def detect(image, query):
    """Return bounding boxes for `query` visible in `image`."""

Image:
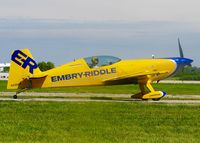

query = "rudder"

[7,49,41,89]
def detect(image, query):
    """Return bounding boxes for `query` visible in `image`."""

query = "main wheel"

[152,98,161,101]
[13,95,17,99]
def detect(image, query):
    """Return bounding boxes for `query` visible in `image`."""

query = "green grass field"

[1,80,200,95]
[1,80,200,142]
[0,101,199,143]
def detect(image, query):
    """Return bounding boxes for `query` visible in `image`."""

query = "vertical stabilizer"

[7,49,41,89]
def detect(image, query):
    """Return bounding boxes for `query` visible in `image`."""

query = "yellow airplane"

[7,40,193,100]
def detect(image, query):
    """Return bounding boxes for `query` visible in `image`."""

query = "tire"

[152,98,161,101]
[13,95,17,99]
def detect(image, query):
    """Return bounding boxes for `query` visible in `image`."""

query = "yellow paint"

[7,49,177,100]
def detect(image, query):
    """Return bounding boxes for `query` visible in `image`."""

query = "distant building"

[0,73,9,80]
[0,63,10,80]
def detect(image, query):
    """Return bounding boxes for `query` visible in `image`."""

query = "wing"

[103,70,169,84]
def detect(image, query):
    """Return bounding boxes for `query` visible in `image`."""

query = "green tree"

[174,66,200,80]
[3,67,10,73]
[46,61,55,70]
[38,61,55,71]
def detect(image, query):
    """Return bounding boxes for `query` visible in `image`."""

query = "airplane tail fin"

[7,49,41,89]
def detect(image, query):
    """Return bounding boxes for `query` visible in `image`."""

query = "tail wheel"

[13,95,17,99]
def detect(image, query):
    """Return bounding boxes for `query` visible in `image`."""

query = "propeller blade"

[178,38,184,58]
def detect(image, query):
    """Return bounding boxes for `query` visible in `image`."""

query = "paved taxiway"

[0,92,200,104]
[0,98,200,104]
[1,92,200,98]
[158,80,200,84]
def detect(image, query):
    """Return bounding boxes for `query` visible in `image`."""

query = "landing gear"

[152,98,161,101]
[13,88,28,99]
[131,81,166,101]
[13,94,17,99]
[12,78,32,99]
[131,84,147,99]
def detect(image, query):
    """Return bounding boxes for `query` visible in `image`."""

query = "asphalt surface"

[0,97,200,104]
[0,92,200,104]
[158,80,200,84]
[1,80,200,104]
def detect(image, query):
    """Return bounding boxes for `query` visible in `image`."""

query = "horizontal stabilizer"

[30,73,48,79]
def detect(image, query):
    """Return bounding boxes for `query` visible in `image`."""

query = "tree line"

[174,66,200,80]
[37,61,55,71]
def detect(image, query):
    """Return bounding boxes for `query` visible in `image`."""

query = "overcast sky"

[0,0,200,66]
[0,0,200,22]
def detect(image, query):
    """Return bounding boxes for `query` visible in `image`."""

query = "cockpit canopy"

[84,56,121,68]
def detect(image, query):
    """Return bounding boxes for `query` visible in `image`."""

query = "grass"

[1,80,200,95]
[0,80,6,91]
[0,101,199,143]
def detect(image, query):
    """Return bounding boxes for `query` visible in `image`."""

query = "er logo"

[11,50,38,74]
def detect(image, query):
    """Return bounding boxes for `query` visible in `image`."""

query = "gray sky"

[0,0,200,66]
[0,0,200,22]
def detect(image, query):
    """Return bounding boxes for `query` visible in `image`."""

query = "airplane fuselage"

[31,58,177,88]
[7,48,193,100]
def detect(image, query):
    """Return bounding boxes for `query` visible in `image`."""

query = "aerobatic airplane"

[7,39,193,100]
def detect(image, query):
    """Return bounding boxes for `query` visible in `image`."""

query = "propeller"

[178,38,184,58]
[178,38,192,67]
